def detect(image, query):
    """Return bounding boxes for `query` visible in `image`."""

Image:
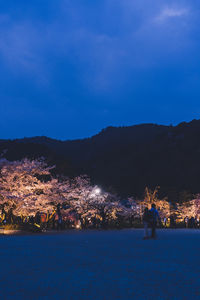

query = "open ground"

[0,229,200,300]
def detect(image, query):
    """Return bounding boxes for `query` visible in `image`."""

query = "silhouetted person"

[190,217,195,228]
[143,207,150,239]
[149,204,160,239]
[170,215,176,228]
[163,217,167,228]
[184,217,189,228]
[29,216,34,224]
[57,214,63,231]
[195,217,199,228]
[35,211,41,224]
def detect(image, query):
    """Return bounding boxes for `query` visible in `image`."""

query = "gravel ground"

[0,229,200,300]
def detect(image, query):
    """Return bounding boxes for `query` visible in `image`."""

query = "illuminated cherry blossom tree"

[128,187,170,221]
[0,158,64,216]
[176,196,200,220]
[0,159,125,226]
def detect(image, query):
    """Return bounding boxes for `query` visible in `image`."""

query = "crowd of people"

[183,216,200,228]
[0,205,81,232]
[1,202,200,233]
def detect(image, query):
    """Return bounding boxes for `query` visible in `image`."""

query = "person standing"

[143,207,150,239]
[185,216,189,228]
[57,214,63,231]
[149,204,160,239]
[163,217,167,228]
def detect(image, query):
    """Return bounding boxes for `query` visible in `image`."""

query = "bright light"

[94,187,101,195]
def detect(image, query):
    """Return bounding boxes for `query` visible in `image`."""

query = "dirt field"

[0,229,199,299]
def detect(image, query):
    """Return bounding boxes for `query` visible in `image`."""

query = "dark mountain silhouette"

[1,119,200,202]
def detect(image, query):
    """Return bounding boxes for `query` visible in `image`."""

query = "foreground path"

[0,229,199,300]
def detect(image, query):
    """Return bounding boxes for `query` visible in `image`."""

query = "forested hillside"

[1,120,200,202]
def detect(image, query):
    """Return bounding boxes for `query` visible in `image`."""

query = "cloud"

[0,1,195,92]
[155,7,188,22]
[0,19,48,85]
[0,0,200,139]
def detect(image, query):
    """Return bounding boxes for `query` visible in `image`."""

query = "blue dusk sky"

[0,0,200,140]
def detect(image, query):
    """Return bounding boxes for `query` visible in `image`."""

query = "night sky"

[0,0,200,140]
